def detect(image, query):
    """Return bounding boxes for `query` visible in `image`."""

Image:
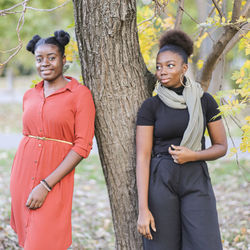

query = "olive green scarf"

[156,77,204,151]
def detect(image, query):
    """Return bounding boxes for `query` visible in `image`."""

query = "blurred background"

[0,0,249,249]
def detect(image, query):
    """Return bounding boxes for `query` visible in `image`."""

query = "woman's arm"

[26,150,82,209]
[136,125,156,240]
[169,119,227,164]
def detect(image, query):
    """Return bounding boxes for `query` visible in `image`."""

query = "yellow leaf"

[230,147,238,153]
[197,60,204,69]
[245,116,250,122]
[236,78,242,84]
[194,32,208,49]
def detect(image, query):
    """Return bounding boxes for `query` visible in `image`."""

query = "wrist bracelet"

[40,181,51,192]
[40,179,52,191]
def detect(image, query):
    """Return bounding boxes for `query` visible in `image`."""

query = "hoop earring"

[180,74,185,87]
[180,74,191,87]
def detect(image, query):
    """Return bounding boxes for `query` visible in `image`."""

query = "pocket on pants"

[200,161,211,180]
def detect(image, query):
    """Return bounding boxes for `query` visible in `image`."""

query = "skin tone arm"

[169,119,227,164]
[26,150,82,209]
[136,125,156,240]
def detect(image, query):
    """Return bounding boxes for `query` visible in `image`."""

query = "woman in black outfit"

[136,30,227,250]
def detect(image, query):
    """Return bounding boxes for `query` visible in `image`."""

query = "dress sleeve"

[136,97,156,126]
[203,92,221,123]
[72,87,95,158]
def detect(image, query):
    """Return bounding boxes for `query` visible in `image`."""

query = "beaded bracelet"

[40,179,52,192]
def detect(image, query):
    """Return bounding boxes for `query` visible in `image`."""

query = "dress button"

[32,177,34,180]
[40,129,42,132]
[38,144,41,147]
[34,160,37,164]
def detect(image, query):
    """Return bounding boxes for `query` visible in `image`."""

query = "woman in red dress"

[10,30,95,250]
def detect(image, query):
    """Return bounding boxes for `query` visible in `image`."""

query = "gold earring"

[180,74,191,87]
[180,74,185,87]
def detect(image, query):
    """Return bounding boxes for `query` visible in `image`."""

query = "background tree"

[72,0,249,249]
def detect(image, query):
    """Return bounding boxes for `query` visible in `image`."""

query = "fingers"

[145,227,153,240]
[168,146,178,163]
[171,144,183,150]
[137,215,156,240]
[26,198,42,210]
[150,215,156,232]
[138,225,152,240]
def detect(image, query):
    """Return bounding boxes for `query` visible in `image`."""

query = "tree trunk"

[72,0,153,249]
[208,0,227,94]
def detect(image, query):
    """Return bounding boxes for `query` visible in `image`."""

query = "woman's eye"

[168,64,174,68]
[156,65,161,70]
[36,58,42,63]
[49,57,55,61]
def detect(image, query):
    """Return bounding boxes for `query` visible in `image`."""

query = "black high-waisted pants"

[143,155,222,250]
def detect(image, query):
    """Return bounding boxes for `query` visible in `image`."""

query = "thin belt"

[27,135,73,145]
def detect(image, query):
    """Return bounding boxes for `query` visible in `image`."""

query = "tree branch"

[240,0,250,18]
[219,22,250,59]
[179,5,199,24]
[26,0,71,12]
[137,14,156,26]
[0,1,28,68]
[0,0,28,16]
[196,0,250,90]
[174,0,184,29]
[211,0,223,19]
[231,0,242,23]
[0,0,71,68]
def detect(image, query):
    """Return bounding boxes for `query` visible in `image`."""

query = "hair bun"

[26,35,41,54]
[54,30,70,46]
[159,30,193,57]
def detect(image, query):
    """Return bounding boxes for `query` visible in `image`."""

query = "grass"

[208,159,250,185]
[75,154,106,187]
[0,150,249,249]
[0,104,22,133]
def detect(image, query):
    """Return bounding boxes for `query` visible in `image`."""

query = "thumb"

[171,144,182,151]
[150,215,156,232]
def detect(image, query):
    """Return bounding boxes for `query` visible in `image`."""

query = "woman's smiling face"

[35,44,66,82]
[156,50,188,88]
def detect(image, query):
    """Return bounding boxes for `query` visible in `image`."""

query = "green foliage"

[137,0,249,155]
[0,0,74,75]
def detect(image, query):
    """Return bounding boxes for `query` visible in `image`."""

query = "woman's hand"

[168,145,196,164]
[137,208,156,240]
[26,184,49,210]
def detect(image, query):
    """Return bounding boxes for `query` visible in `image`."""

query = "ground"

[0,150,249,250]
[0,89,249,249]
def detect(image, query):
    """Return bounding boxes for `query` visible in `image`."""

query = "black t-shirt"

[136,86,221,155]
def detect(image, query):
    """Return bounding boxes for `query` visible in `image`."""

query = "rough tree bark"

[72,0,249,249]
[72,0,154,249]
[174,0,184,29]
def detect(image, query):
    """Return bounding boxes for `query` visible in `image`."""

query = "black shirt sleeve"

[202,92,221,123]
[136,97,156,126]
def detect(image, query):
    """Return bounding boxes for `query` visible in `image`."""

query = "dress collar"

[35,76,78,93]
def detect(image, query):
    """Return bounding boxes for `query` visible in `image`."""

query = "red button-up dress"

[10,77,95,250]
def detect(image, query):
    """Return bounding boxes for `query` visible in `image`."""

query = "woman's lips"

[160,78,170,83]
[41,69,53,74]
